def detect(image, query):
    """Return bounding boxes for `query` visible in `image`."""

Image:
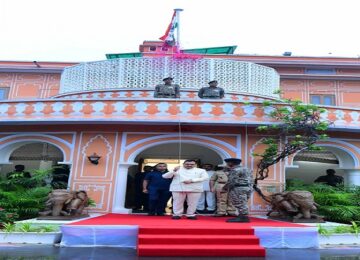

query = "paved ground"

[0,245,360,260]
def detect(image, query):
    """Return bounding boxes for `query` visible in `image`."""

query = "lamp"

[87,152,101,165]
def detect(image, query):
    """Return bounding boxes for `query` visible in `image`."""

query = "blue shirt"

[144,171,172,190]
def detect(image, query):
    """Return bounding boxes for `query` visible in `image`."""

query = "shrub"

[286,180,360,223]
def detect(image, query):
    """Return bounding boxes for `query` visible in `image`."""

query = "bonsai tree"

[252,97,330,200]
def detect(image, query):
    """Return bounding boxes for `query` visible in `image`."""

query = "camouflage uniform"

[210,170,237,216]
[198,87,225,99]
[224,166,253,215]
[154,84,180,98]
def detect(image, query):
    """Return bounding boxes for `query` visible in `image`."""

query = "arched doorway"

[124,142,223,211]
[286,145,357,186]
[0,142,69,188]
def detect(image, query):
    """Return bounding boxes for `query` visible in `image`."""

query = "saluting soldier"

[198,80,225,99]
[222,158,253,223]
[154,77,180,98]
[210,166,237,217]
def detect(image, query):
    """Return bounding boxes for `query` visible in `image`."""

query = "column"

[345,169,360,186]
[112,163,137,213]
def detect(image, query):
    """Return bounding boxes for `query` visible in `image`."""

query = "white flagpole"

[174,8,183,53]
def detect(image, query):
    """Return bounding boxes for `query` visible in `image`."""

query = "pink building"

[0,42,360,214]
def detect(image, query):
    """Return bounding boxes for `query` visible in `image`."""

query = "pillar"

[345,169,360,186]
[112,163,137,213]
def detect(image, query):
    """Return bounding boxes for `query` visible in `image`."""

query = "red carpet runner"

[72,214,304,257]
[138,225,265,257]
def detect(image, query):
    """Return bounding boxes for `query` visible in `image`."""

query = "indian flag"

[159,11,178,46]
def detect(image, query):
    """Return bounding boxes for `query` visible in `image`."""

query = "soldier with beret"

[198,80,225,99]
[222,158,253,223]
[154,77,180,98]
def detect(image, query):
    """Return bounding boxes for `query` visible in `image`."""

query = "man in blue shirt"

[143,163,172,216]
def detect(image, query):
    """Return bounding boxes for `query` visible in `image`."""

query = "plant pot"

[0,231,62,244]
[319,233,360,245]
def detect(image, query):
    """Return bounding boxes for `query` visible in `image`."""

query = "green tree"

[253,97,331,200]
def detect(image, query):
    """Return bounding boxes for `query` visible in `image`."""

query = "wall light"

[88,152,101,165]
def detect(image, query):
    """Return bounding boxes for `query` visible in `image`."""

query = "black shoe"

[226,216,250,223]
[157,213,165,216]
[172,216,181,220]
[196,210,205,214]
[187,216,198,220]
[148,213,155,216]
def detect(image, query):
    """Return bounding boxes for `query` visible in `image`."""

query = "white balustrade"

[60,57,280,98]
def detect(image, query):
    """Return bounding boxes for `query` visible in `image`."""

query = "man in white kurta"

[162,160,209,219]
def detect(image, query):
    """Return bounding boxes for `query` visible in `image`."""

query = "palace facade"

[1,41,360,214]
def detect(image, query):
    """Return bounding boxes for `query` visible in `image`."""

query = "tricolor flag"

[159,11,178,46]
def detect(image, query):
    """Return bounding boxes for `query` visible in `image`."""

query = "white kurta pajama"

[197,170,216,211]
[162,167,209,217]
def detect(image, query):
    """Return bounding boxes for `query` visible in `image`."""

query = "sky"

[0,0,359,62]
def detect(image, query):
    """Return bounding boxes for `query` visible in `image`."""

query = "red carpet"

[72,213,305,228]
[71,214,306,257]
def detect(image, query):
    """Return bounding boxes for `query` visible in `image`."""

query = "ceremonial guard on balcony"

[154,77,180,98]
[198,80,225,99]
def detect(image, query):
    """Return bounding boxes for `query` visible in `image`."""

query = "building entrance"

[124,142,223,212]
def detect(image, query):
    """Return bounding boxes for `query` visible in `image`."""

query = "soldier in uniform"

[222,158,253,223]
[198,80,225,99]
[154,77,180,98]
[210,166,237,217]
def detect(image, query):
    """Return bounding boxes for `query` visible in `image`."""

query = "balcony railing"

[60,57,280,98]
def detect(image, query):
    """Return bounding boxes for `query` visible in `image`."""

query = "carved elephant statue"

[267,190,322,221]
[284,191,319,219]
[39,189,74,217]
[66,191,89,216]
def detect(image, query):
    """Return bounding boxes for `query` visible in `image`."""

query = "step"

[138,234,260,245]
[139,227,254,235]
[138,244,266,257]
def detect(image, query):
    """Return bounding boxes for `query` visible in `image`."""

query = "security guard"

[154,77,180,98]
[198,80,225,99]
[143,163,172,216]
[210,166,237,217]
[222,158,253,223]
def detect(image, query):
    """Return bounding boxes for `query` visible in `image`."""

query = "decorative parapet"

[0,99,359,129]
[54,89,274,102]
[60,57,280,98]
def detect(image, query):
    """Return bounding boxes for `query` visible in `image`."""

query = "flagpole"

[174,8,183,53]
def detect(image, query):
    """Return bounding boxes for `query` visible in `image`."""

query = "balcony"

[60,57,280,98]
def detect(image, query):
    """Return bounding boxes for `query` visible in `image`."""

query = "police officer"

[198,80,225,99]
[154,77,180,98]
[210,166,237,217]
[222,158,253,223]
[143,163,172,216]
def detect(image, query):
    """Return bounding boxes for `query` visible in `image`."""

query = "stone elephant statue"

[39,189,90,218]
[267,190,323,222]
[39,189,73,217]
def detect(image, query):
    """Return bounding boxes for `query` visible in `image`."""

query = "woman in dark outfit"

[143,163,172,216]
